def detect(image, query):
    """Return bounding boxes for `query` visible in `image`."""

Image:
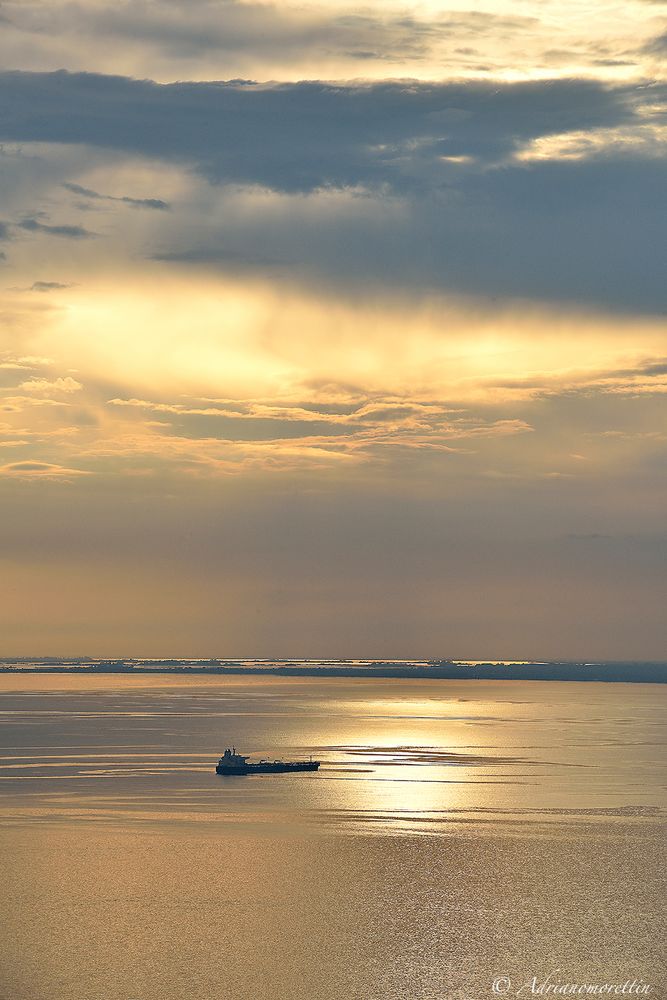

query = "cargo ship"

[216,747,320,775]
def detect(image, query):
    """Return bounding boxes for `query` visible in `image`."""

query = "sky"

[0,0,666,659]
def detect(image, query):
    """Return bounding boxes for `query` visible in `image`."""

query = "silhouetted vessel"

[216,747,320,775]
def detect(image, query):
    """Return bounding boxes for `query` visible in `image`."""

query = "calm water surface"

[1,675,665,1000]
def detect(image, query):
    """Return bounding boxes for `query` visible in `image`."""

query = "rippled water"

[1,675,665,1000]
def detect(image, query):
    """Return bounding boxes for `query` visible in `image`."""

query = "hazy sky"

[0,0,666,658]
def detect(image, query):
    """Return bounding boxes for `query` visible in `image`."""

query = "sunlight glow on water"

[1,676,665,1000]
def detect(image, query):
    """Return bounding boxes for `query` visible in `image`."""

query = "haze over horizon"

[1,0,666,659]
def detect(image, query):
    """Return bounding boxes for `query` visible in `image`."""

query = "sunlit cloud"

[0,354,54,371]
[0,0,662,82]
[0,460,91,479]
[515,121,667,162]
[19,376,83,394]
[1,396,71,410]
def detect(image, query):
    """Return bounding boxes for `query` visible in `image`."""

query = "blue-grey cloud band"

[1,71,664,311]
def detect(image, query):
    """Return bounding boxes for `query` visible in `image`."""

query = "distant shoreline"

[1,660,666,683]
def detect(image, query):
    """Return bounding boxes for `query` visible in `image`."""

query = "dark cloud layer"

[1,71,665,310]
[0,71,649,191]
[0,72,658,191]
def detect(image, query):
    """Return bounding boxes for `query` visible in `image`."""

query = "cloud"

[1,70,662,310]
[106,393,533,462]
[30,281,73,291]
[150,247,282,268]
[642,30,667,56]
[19,376,83,394]
[63,181,169,210]
[0,1,543,79]
[0,0,656,88]
[0,72,651,193]
[17,217,96,239]
[0,460,91,478]
[480,355,667,399]
[0,354,53,371]
[1,396,70,410]
[146,163,667,312]
[78,4,537,63]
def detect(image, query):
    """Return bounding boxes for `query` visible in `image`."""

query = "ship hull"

[216,761,320,775]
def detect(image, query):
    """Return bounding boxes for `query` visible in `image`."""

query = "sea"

[0,673,665,1000]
